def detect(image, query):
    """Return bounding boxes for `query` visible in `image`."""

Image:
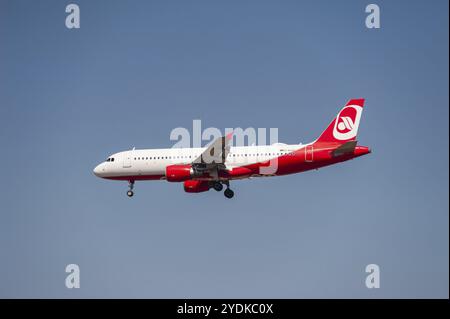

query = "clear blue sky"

[0,0,448,298]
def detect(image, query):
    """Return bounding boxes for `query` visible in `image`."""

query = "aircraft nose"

[93,164,104,177]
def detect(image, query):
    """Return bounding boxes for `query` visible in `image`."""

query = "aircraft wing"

[191,132,233,173]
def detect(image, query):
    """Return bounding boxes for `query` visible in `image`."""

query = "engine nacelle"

[183,180,210,193]
[166,164,194,182]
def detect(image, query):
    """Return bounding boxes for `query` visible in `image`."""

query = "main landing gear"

[127,180,134,197]
[212,181,223,192]
[222,180,234,199]
[212,181,234,198]
[224,188,234,199]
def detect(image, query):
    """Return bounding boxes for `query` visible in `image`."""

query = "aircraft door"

[305,145,313,162]
[123,153,132,168]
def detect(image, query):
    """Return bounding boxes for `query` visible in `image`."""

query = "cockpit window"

[111,158,114,162]
[106,158,110,162]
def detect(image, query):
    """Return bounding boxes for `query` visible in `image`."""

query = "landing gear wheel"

[224,188,234,199]
[213,182,223,192]
[127,180,135,197]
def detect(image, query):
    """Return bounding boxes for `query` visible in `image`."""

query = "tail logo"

[333,105,363,140]
[337,116,355,131]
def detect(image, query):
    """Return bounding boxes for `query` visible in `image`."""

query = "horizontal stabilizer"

[332,140,357,157]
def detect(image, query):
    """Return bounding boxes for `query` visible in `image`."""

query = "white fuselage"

[93,143,304,179]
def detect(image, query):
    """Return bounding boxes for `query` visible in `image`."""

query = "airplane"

[93,99,371,199]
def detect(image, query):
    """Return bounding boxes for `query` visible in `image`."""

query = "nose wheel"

[127,181,135,197]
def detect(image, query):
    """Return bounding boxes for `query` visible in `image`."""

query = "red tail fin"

[315,99,365,144]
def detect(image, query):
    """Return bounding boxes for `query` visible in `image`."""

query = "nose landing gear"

[127,181,134,197]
